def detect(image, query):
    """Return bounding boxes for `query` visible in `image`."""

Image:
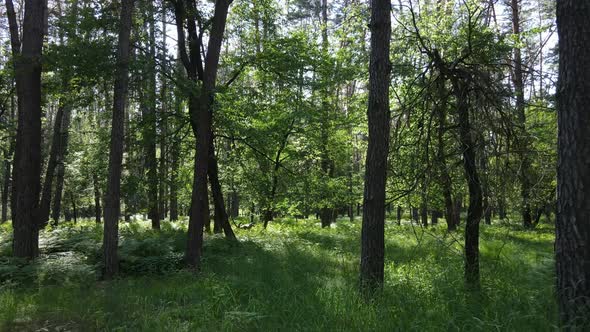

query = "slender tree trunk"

[185,0,232,269]
[51,134,69,227]
[39,0,73,229]
[263,163,280,229]
[39,105,62,227]
[319,0,335,229]
[93,172,101,223]
[1,92,15,223]
[453,78,483,289]
[102,0,135,279]
[169,92,181,221]
[480,151,492,225]
[159,7,168,221]
[435,77,457,231]
[1,155,10,223]
[555,1,590,327]
[70,191,77,224]
[511,0,533,229]
[208,138,236,240]
[360,0,391,295]
[144,0,160,230]
[6,0,46,259]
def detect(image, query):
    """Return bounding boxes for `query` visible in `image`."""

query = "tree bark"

[360,0,391,295]
[453,78,483,289]
[1,89,15,223]
[93,172,101,223]
[318,0,335,229]
[435,76,457,231]
[144,0,160,230]
[511,0,533,229]
[159,6,168,221]
[169,90,181,222]
[102,0,135,279]
[184,0,232,269]
[208,137,236,240]
[7,0,47,259]
[555,1,590,327]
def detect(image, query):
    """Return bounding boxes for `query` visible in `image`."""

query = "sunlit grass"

[0,217,557,331]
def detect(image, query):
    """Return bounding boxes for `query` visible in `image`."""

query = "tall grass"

[0,217,557,331]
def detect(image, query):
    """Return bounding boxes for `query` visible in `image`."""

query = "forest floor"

[0,217,556,331]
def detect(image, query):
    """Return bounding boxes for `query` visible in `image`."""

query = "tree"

[39,0,74,228]
[359,0,391,295]
[103,0,136,279]
[510,0,533,229]
[173,0,234,269]
[555,0,590,327]
[6,0,47,259]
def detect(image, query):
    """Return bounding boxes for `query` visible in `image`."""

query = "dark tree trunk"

[208,137,236,240]
[229,191,239,218]
[102,0,135,279]
[183,0,232,269]
[511,0,533,229]
[360,0,391,295]
[555,1,590,327]
[431,211,439,225]
[396,206,402,225]
[51,156,66,225]
[39,106,65,229]
[93,172,101,223]
[1,94,15,223]
[169,94,181,222]
[70,191,77,224]
[39,101,71,228]
[453,78,483,289]
[39,0,72,229]
[159,8,168,221]
[7,0,46,259]
[420,200,428,227]
[435,77,457,232]
[143,1,160,230]
[318,0,335,229]
[1,155,10,223]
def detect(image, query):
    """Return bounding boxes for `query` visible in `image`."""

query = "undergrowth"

[0,217,557,331]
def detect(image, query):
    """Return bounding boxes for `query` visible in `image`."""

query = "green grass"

[0,218,557,331]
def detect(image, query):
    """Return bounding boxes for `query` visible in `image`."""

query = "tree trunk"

[169,93,181,222]
[453,78,483,289]
[184,0,232,269]
[511,0,533,229]
[51,155,66,225]
[208,138,236,240]
[360,0,391,295]
[144,0,160,230]
[396,206,402,225]
[1,93,15,223]
[39,100,71,228]
[39,0,73,230]
[93,172,101,223]
[159,6,168,221]
[555,1,590,327]
[318,0,335,229]
[435,76,457,232]
[70,191,77,224]
[7,0,47,259]
[1,155,10,223]
[50,87,71,226]
[102,0,135,279]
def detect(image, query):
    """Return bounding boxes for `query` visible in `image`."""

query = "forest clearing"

[1,217,556,331]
